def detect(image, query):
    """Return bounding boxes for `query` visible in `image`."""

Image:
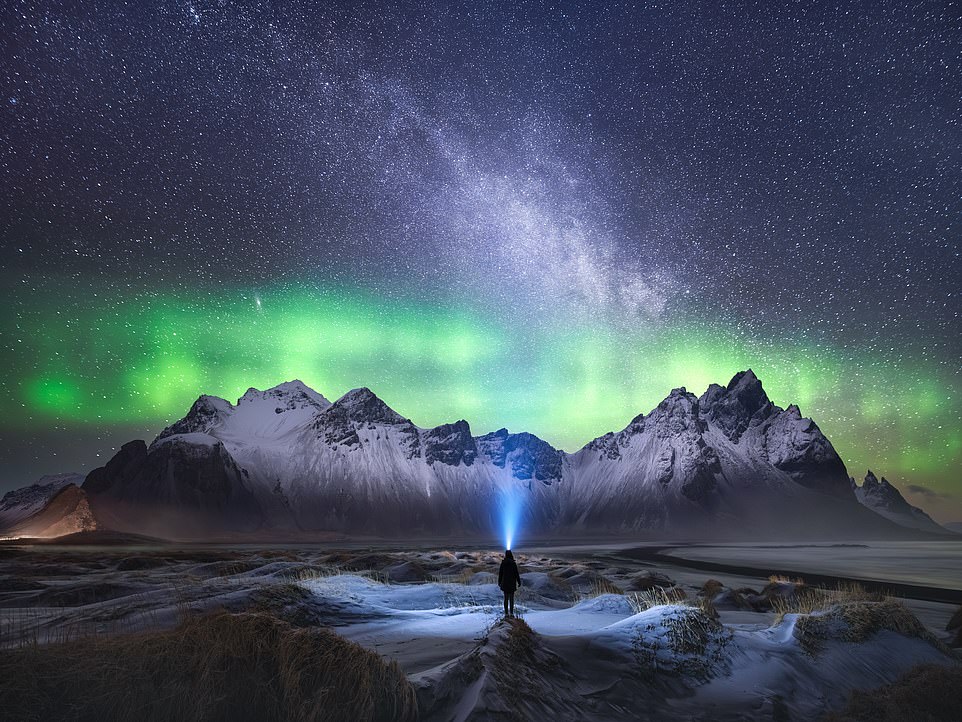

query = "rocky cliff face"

[84,436,263,535]
[476,429,564,483]
[423,421,478,467]
[698,370,851,498]
[699,370,772,443]
[1,371,933,540]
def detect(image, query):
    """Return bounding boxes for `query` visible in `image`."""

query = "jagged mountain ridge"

[1,371,945,540]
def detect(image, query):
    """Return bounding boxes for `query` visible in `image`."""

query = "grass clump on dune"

[771,581,886,622]
[589,576,623,596]
[627,585,690,613]
[0,611,417,722]
[490,617,576,721]
[793,599,942,656]
[629,605,731,681]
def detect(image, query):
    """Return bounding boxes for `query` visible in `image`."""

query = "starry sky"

[1,1,960,520]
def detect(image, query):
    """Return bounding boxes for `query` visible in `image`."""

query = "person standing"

[498,549,522,617]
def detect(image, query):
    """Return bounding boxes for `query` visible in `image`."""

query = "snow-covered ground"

[0,543,958,720]
[296,570,958,720]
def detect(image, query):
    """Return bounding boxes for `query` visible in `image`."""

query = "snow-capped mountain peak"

[156,394,234,441]
[238,380,331,411]
[153,383,332,453]
[647,387,703,437]
[311,387,418,455]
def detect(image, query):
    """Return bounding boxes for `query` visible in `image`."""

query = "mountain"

[0,372,944,541]
[0,474,98,539]
[852,470,948,534]
[80,382,562,537]
[944,522,962,534]
[0,473,85,529]
[556,371,907,536]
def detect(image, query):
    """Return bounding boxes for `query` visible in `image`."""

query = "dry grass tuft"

[430,566,480,585]
[495,616,538,663]
[0,611,417,722]
[835,600,932,643]
[768,574,806,584]
[793,599,941,656]
[626,586,689,614]
[490,618,569,721]
[292,564,342,583]
[589,577,623,597]
[629,606,730,681]
[823,663,962,722]
[250,582,318,626]
[771,581,886,622]
[663,607,724,656]
[696,593,719,620]
[701,578,724,598]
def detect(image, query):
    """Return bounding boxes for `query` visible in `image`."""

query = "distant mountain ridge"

[1,371,951,540]
[0,473,95,538]
[851,470,948,534]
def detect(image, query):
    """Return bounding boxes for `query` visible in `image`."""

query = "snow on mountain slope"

[7,372,935,540]
[73,383,560,537]
[157,379,330,447]
[559,371,894,536]
[213,387,562,536]
[563,388,726,530]
[852,470,948,534]
[0,473,84,528]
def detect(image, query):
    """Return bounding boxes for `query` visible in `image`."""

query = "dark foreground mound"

[825,663,962,722]
[0,612,417,722]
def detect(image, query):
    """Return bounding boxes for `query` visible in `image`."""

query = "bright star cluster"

[1,2,959,519]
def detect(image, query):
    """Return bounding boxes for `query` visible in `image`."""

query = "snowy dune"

[299,571,957,720]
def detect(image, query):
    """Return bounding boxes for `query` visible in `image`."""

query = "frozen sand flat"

[662,540,962,590]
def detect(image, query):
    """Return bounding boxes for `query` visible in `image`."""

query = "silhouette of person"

[498,549,522,617]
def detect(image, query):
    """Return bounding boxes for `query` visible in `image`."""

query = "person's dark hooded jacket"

[498,553,521,593]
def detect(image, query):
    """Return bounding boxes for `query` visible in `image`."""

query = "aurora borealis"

[2,2,960,520]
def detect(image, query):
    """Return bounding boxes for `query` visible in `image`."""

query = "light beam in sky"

[501,488,521,551]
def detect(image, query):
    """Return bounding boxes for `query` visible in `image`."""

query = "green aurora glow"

[4,276,959,520]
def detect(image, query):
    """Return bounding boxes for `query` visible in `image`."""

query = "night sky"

[2,2,960,520]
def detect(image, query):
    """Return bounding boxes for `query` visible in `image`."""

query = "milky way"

[1,2,959,518]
